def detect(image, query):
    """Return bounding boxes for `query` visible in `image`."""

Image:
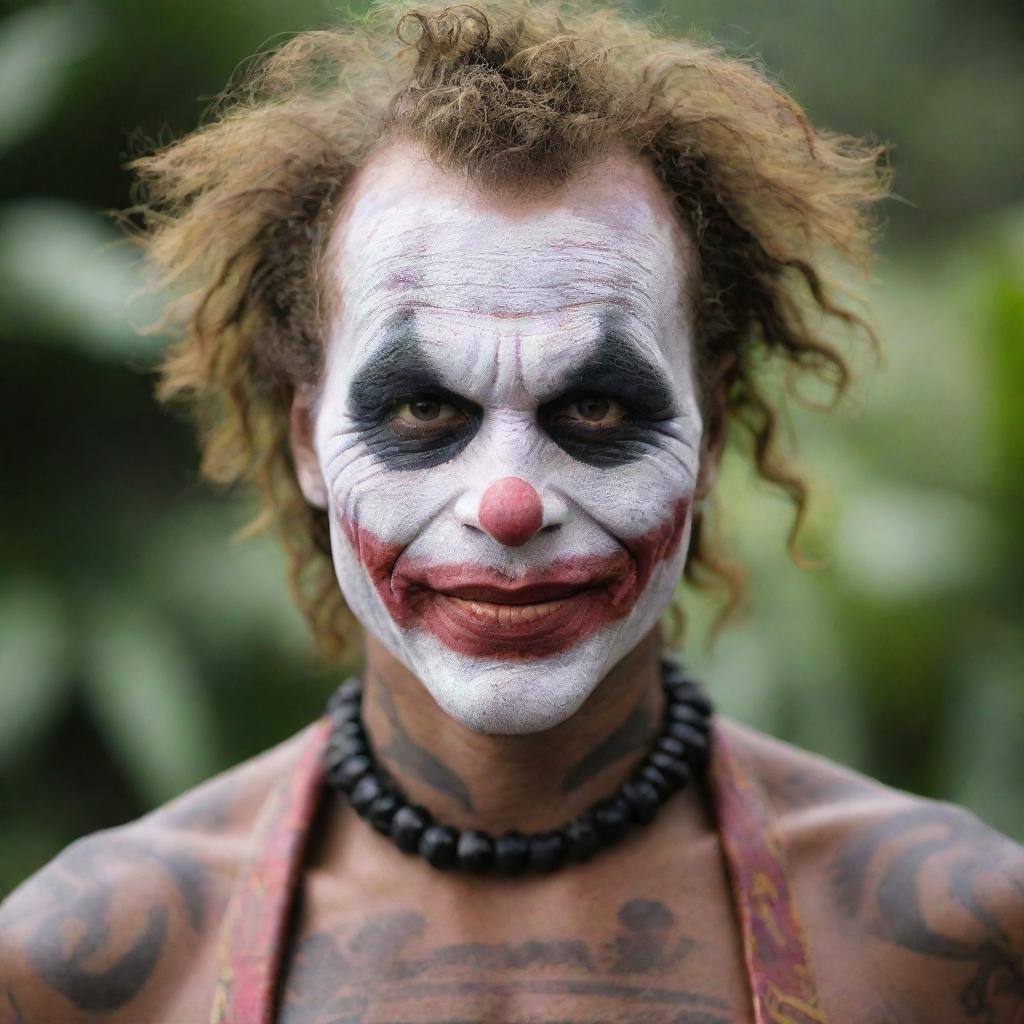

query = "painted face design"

[302,144,704,734]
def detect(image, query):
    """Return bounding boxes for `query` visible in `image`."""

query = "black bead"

[676,689,713,718]
[529,831,567,872]
[368,792,402,834]
[328,699,361,727]
[494,831,530,875]
[390,804,431,852]
[638,763,674,798]
[456,830,495,873]
[329,753,372,792]
[665,722,707,751]
[659,657,688,683]
[622,779,661,824]
[564,817,601,861]
[666,723,709,768]
[593,797,631,841]
[649,751,691,788]
[350,774,384,814]
[336,718,366,739]
[656,735,688,760]
[666,716,707,743]
[324,734,367,770]
[667,702,710,730]
[330,677,363,705]
[419,825,458,868]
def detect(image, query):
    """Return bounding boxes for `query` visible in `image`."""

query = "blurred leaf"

[0,200,162,360]
[81,595,219,804]
[0,2,103,154]
[143,502,312,656]
[0,582,71,769]
[835,487,991,599]
[984,212,1024,494]
[946,629,1024,840]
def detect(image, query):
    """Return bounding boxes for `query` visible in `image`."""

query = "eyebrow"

[554,317,676,420]
[346,313,450,422]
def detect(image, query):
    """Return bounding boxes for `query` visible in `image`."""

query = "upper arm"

[828,801,1024,1023]
[0,824,220,1024]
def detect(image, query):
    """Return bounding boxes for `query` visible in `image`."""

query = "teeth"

[448,597,570,625]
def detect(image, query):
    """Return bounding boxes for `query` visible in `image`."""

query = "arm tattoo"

[832,805,1024,1021]
[561,699,652,794]
[377,685,475,813]
[17,835,208,1014]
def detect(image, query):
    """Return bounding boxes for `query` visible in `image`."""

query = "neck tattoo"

[321,657,714,875]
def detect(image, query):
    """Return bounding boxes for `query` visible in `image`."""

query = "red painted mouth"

[341,498,690,660]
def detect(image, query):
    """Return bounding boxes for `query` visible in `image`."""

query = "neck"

[361,630,665,835]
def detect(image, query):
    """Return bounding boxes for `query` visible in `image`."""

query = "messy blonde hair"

[131,0,889,658]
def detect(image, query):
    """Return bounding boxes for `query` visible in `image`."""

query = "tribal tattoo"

[8,833,208,1015]
[376,685,476,813]
[278,898,728,1024]
[831,804,1024,1022]
[560,697,653,794]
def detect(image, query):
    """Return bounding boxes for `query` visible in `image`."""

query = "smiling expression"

[295,142,706,734]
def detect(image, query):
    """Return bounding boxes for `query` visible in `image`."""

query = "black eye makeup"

[346,313,677,471]
[539,329,677,468]
[347,318,481,470]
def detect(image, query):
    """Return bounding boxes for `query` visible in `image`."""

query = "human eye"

[386,394,470,440]
[548,395,630,435]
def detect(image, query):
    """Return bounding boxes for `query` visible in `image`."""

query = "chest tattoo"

[278,898,731,1024]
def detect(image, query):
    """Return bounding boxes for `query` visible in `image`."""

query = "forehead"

[324,141,697,379]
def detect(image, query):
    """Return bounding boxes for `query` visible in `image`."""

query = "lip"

[340,496,691,660]
[389,556,637,656]
[428,581,616,653]
[439,592,585,635]
[399,563,627,606]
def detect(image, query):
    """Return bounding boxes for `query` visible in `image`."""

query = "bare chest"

[275,871,753,1024]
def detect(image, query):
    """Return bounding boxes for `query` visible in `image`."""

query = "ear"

[289,384,328,510]
[694,352,736,501]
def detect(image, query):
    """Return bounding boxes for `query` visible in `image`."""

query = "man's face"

[296,142,705,734]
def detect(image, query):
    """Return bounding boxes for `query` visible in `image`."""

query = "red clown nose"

[478,477,544,548]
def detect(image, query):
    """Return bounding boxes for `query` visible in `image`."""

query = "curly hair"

[129,0,889,658]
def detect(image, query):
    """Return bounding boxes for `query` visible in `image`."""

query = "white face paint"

[298,142,705,735]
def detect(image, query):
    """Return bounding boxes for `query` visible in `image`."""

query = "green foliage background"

[1,0,1022,895]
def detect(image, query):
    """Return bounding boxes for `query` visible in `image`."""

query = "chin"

[387,617,654,735]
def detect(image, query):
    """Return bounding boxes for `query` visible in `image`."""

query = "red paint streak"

[341,498,690,660]
[478,477,544,548]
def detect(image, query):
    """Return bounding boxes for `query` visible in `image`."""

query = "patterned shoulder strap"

[207,714,827,1024]
[209,717,332,1024]
[707,724,829,1024]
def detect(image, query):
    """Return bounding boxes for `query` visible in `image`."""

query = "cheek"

[321,434,465,545]
[558,439,697,539]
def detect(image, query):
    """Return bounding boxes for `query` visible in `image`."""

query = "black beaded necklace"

[321,658,714,875]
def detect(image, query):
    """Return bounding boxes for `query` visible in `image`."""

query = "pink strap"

[708,726,828,1023]
[209,716,827,1024]
[209,717,331,1024]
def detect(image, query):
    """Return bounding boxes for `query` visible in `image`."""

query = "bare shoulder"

[0,725,316,1024]
[720,717,1024,1023]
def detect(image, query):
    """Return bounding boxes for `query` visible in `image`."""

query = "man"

[2,2,1021,1022]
